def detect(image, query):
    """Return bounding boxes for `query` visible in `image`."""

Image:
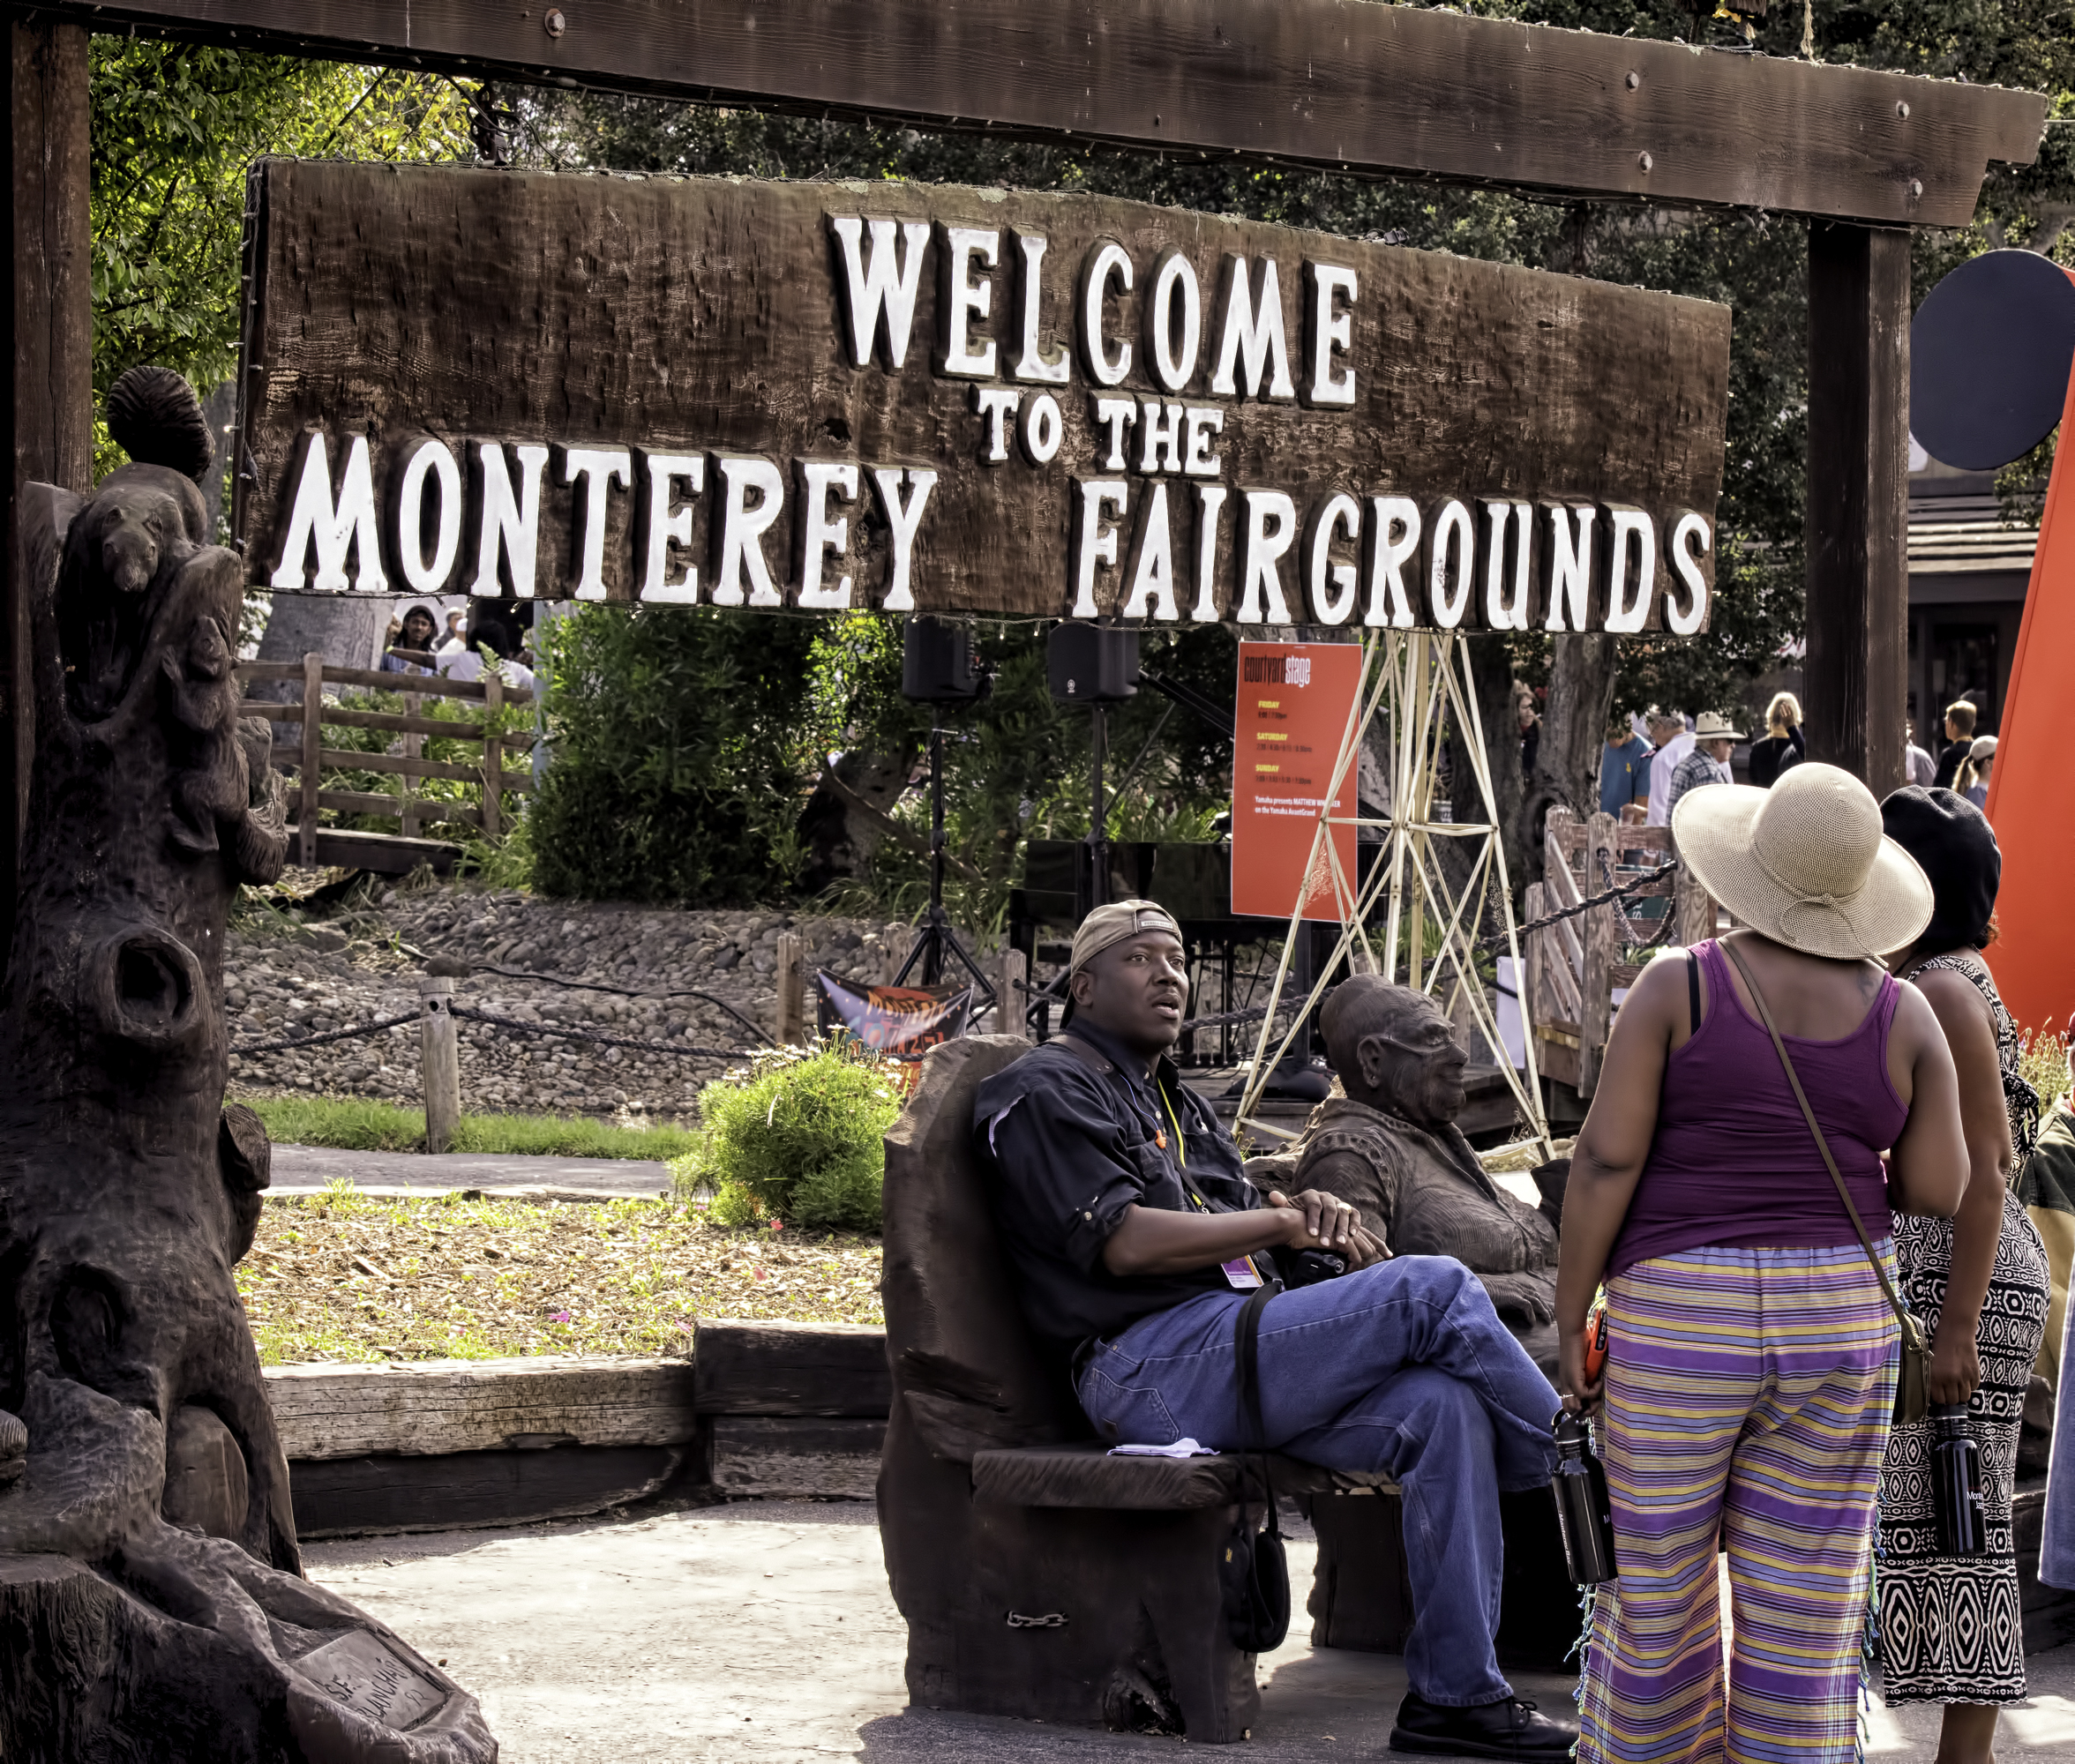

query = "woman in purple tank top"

[1556,764,1967,1764]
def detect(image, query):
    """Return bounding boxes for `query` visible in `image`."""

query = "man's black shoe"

[1388,1690,1578,1760]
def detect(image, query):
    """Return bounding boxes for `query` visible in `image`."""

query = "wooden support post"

[1674,849,1716,946]
[1806,221,1910,797]
[419,976,461,1153]
[480,671,503,842]
[401,690,423,838]
[996,947,1029,1041]
[4,18,91,973]
[1522,881,1546,1035]
[298,653,322,869]
[775,931,804,1045]
[1578,811,1619,1096]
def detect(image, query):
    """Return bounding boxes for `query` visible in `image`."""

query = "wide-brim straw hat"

[1672,762,1934,960]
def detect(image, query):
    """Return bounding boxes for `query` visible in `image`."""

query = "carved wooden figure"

[0,370,494,1760]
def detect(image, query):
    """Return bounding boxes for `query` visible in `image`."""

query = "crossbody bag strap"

[1717,938,1914,1330]
[1234,1281,1281,1536]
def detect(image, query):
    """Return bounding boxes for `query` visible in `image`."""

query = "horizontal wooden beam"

[41,0,2047,227]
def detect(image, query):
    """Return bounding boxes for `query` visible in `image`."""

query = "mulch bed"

[236,1191,881,1364]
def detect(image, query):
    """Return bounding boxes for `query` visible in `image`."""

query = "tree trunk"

[250,588,393,740]
[1514,634,1621,885]
[0,422,492,1757]
[796,742,919,893]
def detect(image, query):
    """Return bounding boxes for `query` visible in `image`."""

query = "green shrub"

[678,1043,905,1231]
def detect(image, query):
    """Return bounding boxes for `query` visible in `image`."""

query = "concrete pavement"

[306,1500,2075,1763]
[270,1144,670,1198]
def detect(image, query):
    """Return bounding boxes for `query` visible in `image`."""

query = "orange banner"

[1983,321,2075,1036]
[1230,641,1365,922]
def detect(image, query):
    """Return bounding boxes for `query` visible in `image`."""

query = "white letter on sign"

[272,432,387,594]
[1306,263,1358,407]
[472,441,549,598]
[830,216,931,370]
[1237,490,1297,624]
[939,226,1000,378]
[797,461,860,609]
[1079,241,1135,388]
[1604,508,1656,633]
[1072,479,1129,618]
[1365,497,1420,629]
[393,437,461,595]
[1120,481,1178,622]
[873,467,938,612]
[638,452,704,603]
[713,458,787,608]
[1540,504,1594,633]
[1013,234,1072,385]
[565,447,633,601]
[1307,493,1361,626]
[1143,249,1202,393]
[1426,499,1475,629]
[1210,257,1294,400]
[1664,512,1712,637]
[1481,500,1533,632]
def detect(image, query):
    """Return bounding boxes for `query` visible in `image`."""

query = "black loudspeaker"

[902,617,984,702]
[1047,624,1140,704]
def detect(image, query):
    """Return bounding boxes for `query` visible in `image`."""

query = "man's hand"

[1265,1189,1388,1268]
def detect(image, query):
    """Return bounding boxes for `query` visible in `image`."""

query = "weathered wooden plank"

[237,659,490,701]
[289,1444,682,1539]
[298,788,484,827]
[302,746,533,790]
[51,1,2046,226]
[693,1319,891,1417]
[305,829,463,877]
[237,160,1731,624]
[262,1354,697,1461]
[708,1416,884,1500]
[243,702,492,743]
[1805,222,1910,796]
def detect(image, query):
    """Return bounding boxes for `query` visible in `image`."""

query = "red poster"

[1230,641,1365,922]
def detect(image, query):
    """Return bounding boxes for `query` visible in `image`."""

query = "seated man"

[974,901,1574,1762]
[1270,975,1562,1373]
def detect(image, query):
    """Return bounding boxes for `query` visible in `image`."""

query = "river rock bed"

[225,884,1006,1117]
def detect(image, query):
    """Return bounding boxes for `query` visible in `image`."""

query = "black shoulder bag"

[1219,1281,1292,1652]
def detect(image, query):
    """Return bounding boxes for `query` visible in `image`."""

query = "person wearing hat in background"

[1642,708,1693,827]
[1663,712,1741,818]
[1555,765,1967,1764]
[974,901,1579,1760]
[1873,788,2050,1753]
[1957,733,1997,810]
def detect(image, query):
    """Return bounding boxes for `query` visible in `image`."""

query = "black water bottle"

[1552,1409,1617,1585]
[1930,1401,1986,1558]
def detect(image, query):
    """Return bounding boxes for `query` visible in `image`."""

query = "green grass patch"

[243,1095,701,1161]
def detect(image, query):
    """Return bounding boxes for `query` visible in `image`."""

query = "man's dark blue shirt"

[972,1018,1260,1351]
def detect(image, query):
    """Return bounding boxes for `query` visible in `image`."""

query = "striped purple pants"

[1577,1244,1899,1764]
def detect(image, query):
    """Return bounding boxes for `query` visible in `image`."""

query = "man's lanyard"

[1157,1081,1187,1169]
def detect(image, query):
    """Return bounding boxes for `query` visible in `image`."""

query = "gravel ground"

[224,883,973,1117]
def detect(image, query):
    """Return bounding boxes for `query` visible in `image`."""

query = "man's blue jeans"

[1074,1256,1560,1708]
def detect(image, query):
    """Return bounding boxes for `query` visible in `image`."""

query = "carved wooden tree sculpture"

[0,370,495,1761]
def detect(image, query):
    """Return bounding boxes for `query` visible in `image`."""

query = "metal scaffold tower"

[1233,630,1551,1157]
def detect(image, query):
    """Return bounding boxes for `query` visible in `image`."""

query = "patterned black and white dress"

[1878,950,2051,1705]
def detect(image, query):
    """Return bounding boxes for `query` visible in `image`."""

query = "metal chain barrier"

[451,1005,746,1061]
[230,1013,419,1057]
[1599,850,1680,953]
[1476,856,1681,953]
[472,965,774,1046]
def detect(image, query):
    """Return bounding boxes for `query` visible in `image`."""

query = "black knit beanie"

[1879,786,2000,951]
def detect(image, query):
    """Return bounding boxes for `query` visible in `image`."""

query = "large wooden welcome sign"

[236,160,1728,632]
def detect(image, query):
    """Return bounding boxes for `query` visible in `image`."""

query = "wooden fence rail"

[236,652,532,875]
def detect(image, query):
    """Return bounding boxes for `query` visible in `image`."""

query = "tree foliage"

[89,41,474,468]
